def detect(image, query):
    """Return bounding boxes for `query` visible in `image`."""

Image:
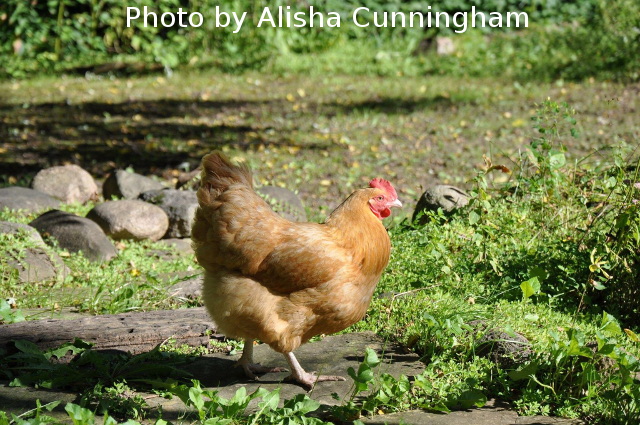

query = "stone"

[156,238,194,255]
[360,402,582,424]
[474,324,532,368]
[1,221,70,283]
[29,210,117,262]
[0,221,45,245]
[168,275,203,300]
[257,185,307,222]
[139,189,198,238]
[86,200,169,241]
[4,247,70,284]
[31,165,98,204]
[178,331,423,408]
[103,169,166,200]
[413,185,470,224]
[0,186,61,213]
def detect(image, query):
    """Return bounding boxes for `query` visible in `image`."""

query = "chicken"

[191,152,402,389]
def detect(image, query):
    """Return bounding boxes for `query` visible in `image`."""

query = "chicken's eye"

[376,196,384,201]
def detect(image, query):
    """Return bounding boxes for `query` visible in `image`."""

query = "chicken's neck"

[324,189,391,277]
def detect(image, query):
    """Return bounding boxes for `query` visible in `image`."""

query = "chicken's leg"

[236,339,287,380]
[284,351,346,390]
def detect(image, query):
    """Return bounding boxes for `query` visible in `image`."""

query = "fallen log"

[0,307,221,355]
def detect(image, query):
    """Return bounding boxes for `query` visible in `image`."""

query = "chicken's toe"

[285,372,346,390]
[235,339,287,379]
[237,362,288,380]
[283,351,346,390]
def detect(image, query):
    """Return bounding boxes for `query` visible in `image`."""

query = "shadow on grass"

[0,93,462,181]
[487,239,594,312]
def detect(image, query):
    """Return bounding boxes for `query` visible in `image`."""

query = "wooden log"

[0,307,222,356]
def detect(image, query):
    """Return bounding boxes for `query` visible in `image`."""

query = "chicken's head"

[368,178,402,219]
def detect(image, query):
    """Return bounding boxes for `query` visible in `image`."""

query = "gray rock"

[156,238,194,256]
[31,165,98,204]
[4,247,70,284]
[169,275,203,300]
[0,221,70,283]
[0,221,45,245]
[180,331,423,407]
[29,210,117,262]
[257,185,307,222]
[413,185,470,224]
[0,187,61,213]
[147,238,194,260]
[475,326,532,368]
[0,332,424,423]
[103,170,166,200]
[87,200,169,241]
[139,189,198,238]
[361,403,583,424]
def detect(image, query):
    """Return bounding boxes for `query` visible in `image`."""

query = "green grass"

[1,75,639,424]
[1,0,638,82]
[1,203,197,316]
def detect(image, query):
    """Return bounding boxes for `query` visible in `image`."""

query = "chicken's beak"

[388,199,403,208]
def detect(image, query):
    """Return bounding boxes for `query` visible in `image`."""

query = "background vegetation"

[1,0,639,81]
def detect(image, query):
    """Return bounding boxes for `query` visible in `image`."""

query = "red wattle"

[369,204,389,219]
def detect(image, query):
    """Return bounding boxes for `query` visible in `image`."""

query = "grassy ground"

[1,73,638,216]
[1,72,640,424]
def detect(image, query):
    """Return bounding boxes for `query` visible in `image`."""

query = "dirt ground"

[1,74,638,218]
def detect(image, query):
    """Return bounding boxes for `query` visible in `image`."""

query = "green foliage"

[79,382,148,421]
[344,98,640,422]
[405,0,638,81]
[0,0,638,81]
[508,313,640,422]
[168,380,329,424]
[0,400,62,425]
[0,223,196,314]
[0,0,345,77]
[526,100,575,195]
[0,299,25,324]
[347,348,381,395]
[377,98,640,321]
[335,349,491,418]
[0,400,155,425]
[0,339,188,393]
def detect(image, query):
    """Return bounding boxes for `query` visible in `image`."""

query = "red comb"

[369,178,397,198]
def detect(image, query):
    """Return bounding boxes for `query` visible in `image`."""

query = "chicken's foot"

[236,339,287,380]
[284,352,346,390]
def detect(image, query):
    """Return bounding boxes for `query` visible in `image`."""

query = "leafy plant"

[167,379,330,424]
[1,339,188,391]
[509,312,640,422]
[0,299,24,324]
[79,382,148,421]
[0,400,62,425]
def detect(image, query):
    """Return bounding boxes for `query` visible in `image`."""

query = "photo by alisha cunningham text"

[126,5,529,34]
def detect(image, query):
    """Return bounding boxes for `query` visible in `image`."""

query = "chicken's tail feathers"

[198,152,253,204]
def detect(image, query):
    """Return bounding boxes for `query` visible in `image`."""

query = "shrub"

[0,0,637,80]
